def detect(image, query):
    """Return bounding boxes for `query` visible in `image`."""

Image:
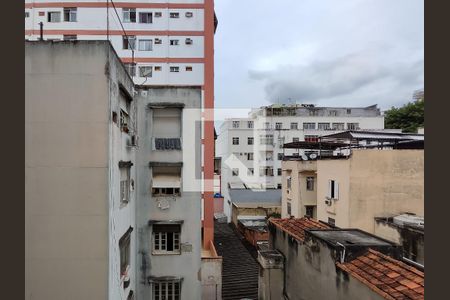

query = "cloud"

[248,50,423,106]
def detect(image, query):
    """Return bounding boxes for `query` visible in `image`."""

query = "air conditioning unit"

[155,38,162,44]
[155,12,162,18]
[185,12,193,18]
[185,38,193,45]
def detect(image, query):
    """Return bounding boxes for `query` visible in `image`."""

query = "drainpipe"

[39,22,43,40]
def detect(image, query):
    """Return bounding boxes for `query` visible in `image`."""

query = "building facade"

[216,104,385,221]
[26,41,137,300]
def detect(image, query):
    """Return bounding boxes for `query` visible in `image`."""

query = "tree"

[384,98,424,133]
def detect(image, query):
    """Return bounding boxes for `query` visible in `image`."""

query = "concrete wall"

[25,41,135,300]
[317,150,424,233]
[231,205,281,228]
[269,227,386,300]
[135,87,202,300]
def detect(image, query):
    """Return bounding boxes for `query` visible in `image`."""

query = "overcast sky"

[213,0,424,118]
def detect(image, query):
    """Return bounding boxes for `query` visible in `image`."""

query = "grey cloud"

[248,51,423,105]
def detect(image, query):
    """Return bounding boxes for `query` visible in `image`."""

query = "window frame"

[169,12,180,18]
[247,121,254,128]
[139,12,153,23]
[170,39,179,46]
[63,7,77,22]
[123,8,136,23]
[152,280,181,300]
[232,137,239,145]
[306,176,315,191]
[138,39,153,51]
[318,123,331,130]
[232,121,240,128]
[47,11,61,23]
[232,168,239,176]
[247,137,254,145]
[275,122,283,130]
[169,66,180,72]
[152,224,181,255]
[290,122,298,130]
[247,152,254,161]
[303,122,316,130]
[119,229,132,276]
[123,35,136,50]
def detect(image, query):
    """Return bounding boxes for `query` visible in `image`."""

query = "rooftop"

[337,249,424,300]
[229,189,281,206]
[269,217,330,241]
[309,229,396,248]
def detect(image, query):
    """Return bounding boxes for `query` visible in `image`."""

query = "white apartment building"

[216,104,384,221]
[24,0,216,87]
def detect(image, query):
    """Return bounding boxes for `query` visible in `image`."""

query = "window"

[232,137,239,145]
[260,134,274,145]
[123,8,136,23]
[139,12,152,23]
[305,206,314,218]
[155,38,162,44]
[185,11,193,17]
[119,162,132,205]
[170,66,180,72]
[247,137,254,145]
[155,66,162,71]
[306,177,314,191]
[332,123,345,130]
[277,184,282,189]
[185,38,193,45]
[123,35,136,50]
[152,280,181,300]
[25,11,30,18]
[277,168,282,176]
[185,66,193,71]
[139,39,153,51]
[264,122,271,129]
[119,228,132,276]
[247,153,254,160]
[328,180,339,199]
[293,137,299,142]
[63,7,77,22]
[154,12,162,18]
[248,121,254,128]
[328,110,338,116]
[328,217,336,226]
[232,121,240,128]
[170,12,180,18]
[232,168,239,176]
[347,123,360,130]
[287,176,292,189]
[290,122,298,130]
[120,109,130,132]
[152,224,181,254]
[152,187,181,196]
[124,63,136,77]
[260,167,274,176]
[309,110,319,116]
[63,35,77,41]
[275,122,283,130]
[247,168,254,176]
[318,123,330,130]
[304,135,319,142]
[287,202,292,216]
[139,66,152,78]
[39,11,45,16]
[277,153,283,160]
[303,123,316,130]
[47,11,61,22]
[346,109,352,114]
[170,39,179,46]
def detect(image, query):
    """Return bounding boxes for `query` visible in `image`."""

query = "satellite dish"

[309,153,318,159]
[301,154,308,161]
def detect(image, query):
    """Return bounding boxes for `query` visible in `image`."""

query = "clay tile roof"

[337,249,424,300]
[269,217,331,241]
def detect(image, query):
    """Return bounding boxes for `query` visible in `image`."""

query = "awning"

[152,174,181,188]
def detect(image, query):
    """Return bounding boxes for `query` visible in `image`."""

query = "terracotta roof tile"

[268,217,331,242]
[337,249,424,300]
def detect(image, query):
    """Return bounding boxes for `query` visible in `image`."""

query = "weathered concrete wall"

[201,255,223,300]
[135,87,202,300]
[26,41,110,300]
[269,227,386,300]
[231,205,281,228]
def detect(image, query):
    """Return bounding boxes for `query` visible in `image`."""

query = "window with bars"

[152,187,181,196]
[152,280,181,300]
[47,11,61,22]
[247,137,254,145]
[139,12,153,23]
[152,224,181,254]
[232,137,239,145]
[232,121,240,128]
[123,8,136,23]
[63,7,77,22]
[139,39,153,51]
[275,122,283,130]
[123,35,136,50]
[247,121,254,128]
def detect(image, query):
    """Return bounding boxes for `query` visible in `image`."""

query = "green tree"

[384,98,424,133]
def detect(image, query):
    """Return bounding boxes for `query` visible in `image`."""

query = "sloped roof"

[337,249,424,300]
[269,217,330,241]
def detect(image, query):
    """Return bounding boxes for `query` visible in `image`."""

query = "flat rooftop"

[308,229,394,247]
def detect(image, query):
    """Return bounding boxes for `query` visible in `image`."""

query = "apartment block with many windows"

[215,104,385,221]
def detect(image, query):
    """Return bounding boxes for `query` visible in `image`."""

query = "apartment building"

[280,131,424,244]
[25,0,217,87]
[26,38,221,299]
[26,41,137,300]
[216,104,385,221]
